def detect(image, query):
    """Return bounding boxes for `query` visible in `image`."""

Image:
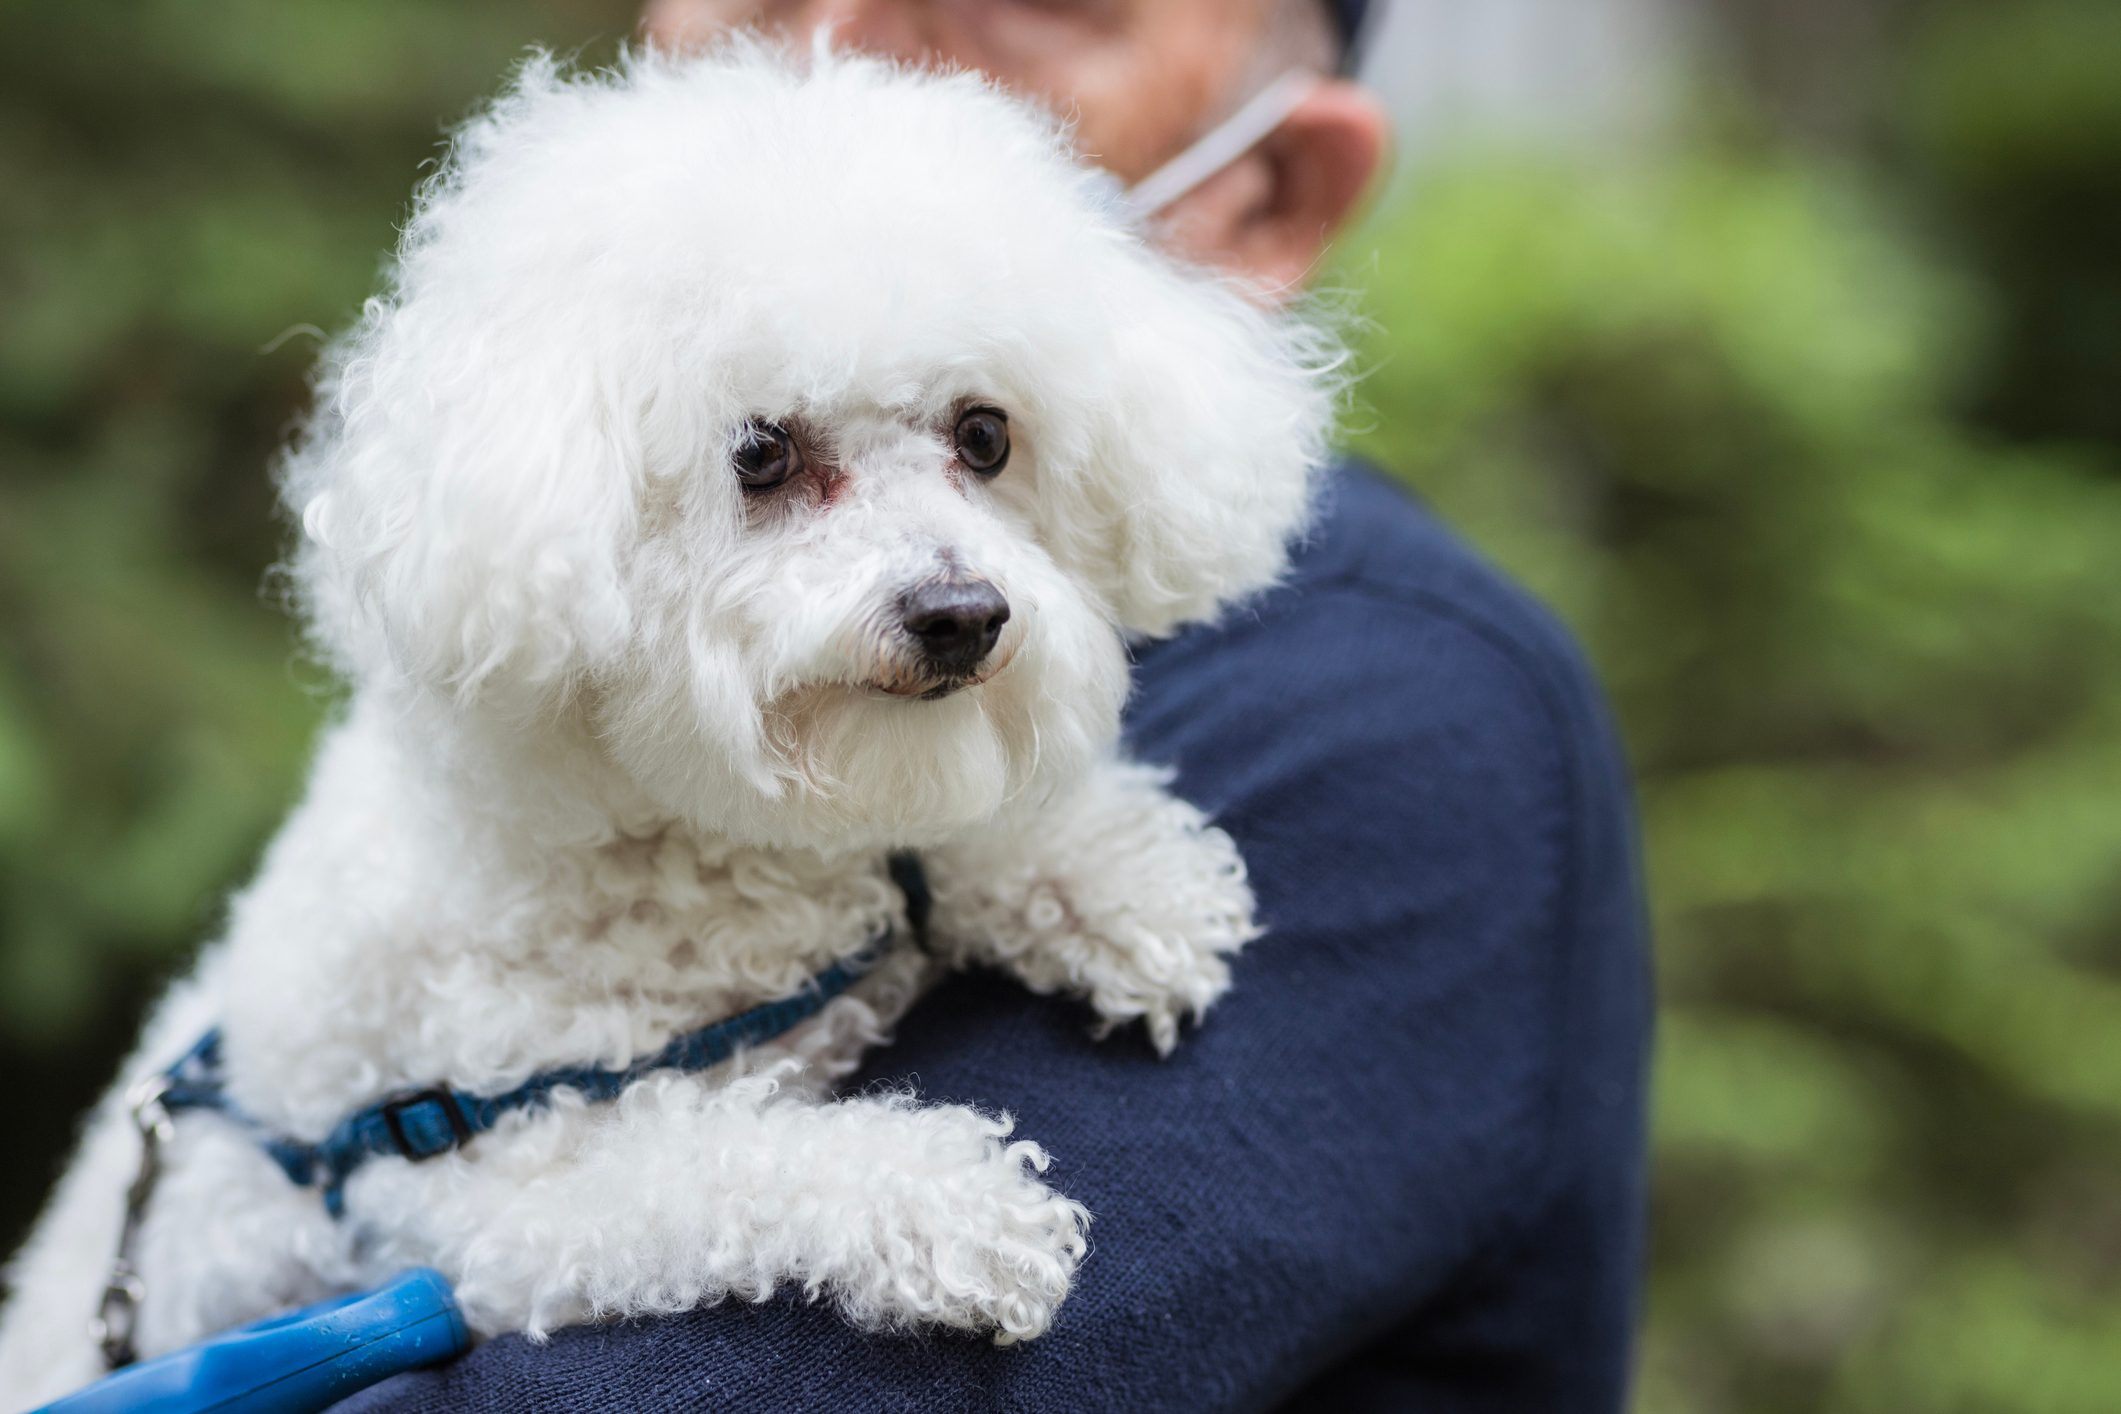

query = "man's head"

[639,0,1388,292]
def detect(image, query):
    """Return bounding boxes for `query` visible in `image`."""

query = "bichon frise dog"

[0,40,1334,1403]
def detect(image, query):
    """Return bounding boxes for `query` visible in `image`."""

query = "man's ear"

[1049,253,1341,639]
[284,325,638,711]
[1158,79,1390,293]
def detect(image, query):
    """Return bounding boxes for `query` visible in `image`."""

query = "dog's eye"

[954,407,1010,477]
[733,421,802,493]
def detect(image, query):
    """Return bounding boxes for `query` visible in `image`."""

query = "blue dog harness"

[90,851,935,1376]
[155,939,885,1221]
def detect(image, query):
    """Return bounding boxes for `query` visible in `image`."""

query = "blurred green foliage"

[0,0,642,1262]
[1341,5,2121,1408]
[2,2,2116,1409]
[0,0,645,1029]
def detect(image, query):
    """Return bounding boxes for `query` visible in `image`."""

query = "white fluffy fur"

[0,41,1334,1406]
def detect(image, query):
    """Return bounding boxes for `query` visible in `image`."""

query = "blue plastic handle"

[38,1268,468,1414]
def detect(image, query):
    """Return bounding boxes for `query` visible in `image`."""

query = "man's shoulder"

[1128,461,1622,825]
[341,465,1651,1414]
[1124,465,1650,1380]
[1294,462,1575,638]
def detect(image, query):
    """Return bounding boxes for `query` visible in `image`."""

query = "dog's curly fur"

[0,40,1335,1404]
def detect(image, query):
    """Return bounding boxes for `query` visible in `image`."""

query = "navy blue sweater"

[339,465,1652,1412]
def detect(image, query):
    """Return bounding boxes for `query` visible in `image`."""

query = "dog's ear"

[1052,258,1339,639]
[281,322,638,711]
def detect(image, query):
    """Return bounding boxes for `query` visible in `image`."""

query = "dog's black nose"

[900,578,1011,677]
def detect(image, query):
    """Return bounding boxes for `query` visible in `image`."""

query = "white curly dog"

[0,40,1333,1405]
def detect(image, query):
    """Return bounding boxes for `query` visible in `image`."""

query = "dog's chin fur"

[602,646,1127,853]
[0,40,1342,1399]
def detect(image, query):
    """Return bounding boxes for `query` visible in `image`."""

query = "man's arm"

[342,477,1651,1413]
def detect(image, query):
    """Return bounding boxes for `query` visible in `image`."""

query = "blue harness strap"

[161,932,893,1217]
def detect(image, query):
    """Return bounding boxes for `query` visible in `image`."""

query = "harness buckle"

[378,1089,472,1161]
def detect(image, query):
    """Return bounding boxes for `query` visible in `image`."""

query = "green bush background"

[2,3,2115,1408]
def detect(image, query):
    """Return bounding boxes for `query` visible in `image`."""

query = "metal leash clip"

[90,1071,175,1370]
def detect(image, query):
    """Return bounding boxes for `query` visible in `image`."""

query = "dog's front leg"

[924,757,1258,1054]
[352,1070,1088,1345]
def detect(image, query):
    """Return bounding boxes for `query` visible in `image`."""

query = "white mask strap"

[1124,70,1321,221]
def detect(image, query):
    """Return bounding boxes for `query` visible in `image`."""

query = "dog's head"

[284,43,1337,850]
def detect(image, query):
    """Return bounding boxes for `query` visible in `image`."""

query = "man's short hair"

[1323,0,1371,71]
[1269,0,1366,77]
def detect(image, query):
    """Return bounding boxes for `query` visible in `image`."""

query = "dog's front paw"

[1002,819,1256,1055]
[1084,921,1239,1057]
[957,1152,1090,1346]
[925,768,1260,1054]
[869,1110,1089,1343]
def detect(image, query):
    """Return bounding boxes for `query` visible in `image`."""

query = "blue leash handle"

[39,1268,467,1414]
